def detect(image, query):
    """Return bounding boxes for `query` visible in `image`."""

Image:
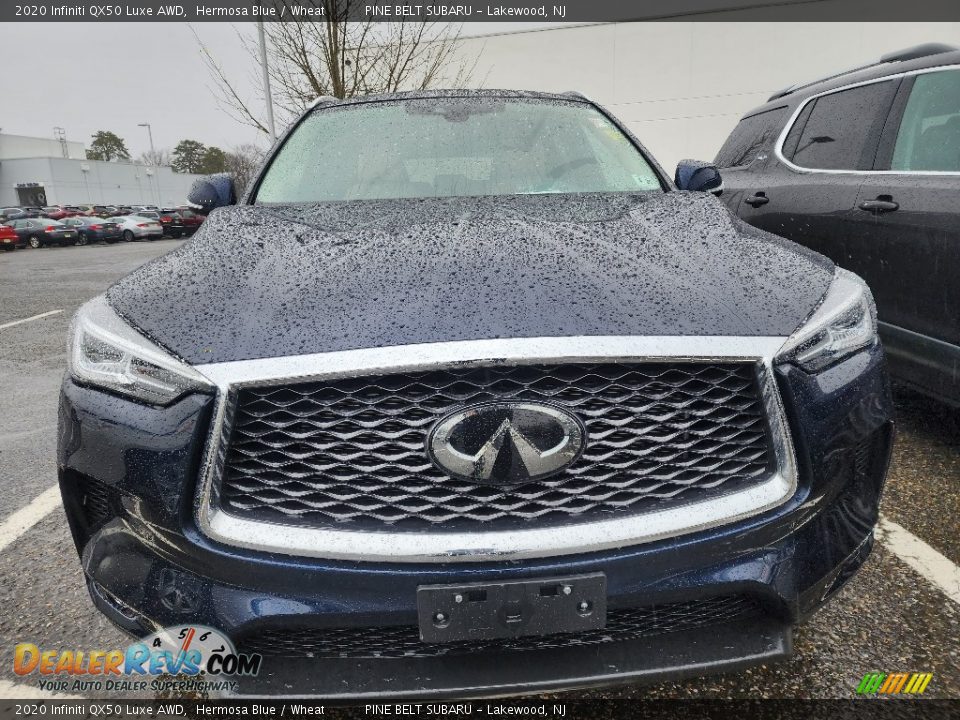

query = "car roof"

[741,43,960,119]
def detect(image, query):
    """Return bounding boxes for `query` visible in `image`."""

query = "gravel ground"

[0,239,957,701]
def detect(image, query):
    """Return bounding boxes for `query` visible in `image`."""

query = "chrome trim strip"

[774,63,960,176]
[192,336,797,563]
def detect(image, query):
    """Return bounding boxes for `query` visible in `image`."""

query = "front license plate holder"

[416,572,606,643]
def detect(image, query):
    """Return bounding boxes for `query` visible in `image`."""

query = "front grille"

[238,595,762,658]
[218,362,774,530]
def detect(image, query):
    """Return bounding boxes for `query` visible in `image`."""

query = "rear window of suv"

[715,107,787,168]
[782,80,897,170]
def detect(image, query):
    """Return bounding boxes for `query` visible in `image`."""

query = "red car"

[173,207,206,235]
[0,223,23,251]
[42,206,82,220]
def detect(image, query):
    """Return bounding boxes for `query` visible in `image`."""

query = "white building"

[0,133,86,161]
[0,133,202,208]
[454,22,960,170]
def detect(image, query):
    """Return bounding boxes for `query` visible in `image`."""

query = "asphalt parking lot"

[0,240,957,700]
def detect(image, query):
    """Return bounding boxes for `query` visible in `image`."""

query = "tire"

[123,230,134,242]
[75,233,88,246]
[28,236,42,249]
[2,245,13,252]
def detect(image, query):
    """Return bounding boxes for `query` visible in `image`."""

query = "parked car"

[0,207,38,222]
[84,205,115,217]
[61,216,123,245]
[135,210,184,238]
[59,89,893,697]
[0,222,24,250]
[716,43,960,407]
[0,208,16,221]
[42,205,82,220]
[6,217,79,247]
[112,215,164,242]
[174,207,206,235]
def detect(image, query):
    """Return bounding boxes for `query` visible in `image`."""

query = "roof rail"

[767,43,959,102]
[879,43,958,63]
[767,84,798,102]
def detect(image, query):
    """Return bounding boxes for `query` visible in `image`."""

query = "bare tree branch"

[193,8,481,136]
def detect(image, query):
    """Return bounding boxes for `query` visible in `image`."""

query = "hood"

[107,192,834,365]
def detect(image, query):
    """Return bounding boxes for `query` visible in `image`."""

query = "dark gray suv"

[716,43,960,407]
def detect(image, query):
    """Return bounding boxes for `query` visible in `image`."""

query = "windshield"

[254,98,663,203]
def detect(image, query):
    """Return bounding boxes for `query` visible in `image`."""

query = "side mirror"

[674,160,723,195]
[187,173,237,213]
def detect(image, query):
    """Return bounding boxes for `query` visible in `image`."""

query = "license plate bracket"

[416,572,606,643]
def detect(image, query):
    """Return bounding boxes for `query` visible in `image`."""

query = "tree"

[86,131,131,162]
[200,146,228,174]
[171,139,207,173]
[139,148,171,166]
[224,144,267,195]
[192,2,478,135]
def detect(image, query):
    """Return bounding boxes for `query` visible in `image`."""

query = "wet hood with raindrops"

[106,191,834,365]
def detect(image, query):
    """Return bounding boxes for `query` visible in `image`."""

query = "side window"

[714,107,787,168]
[785,81,896,170]
[891,69,960,171]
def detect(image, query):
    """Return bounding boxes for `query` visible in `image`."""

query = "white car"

[113,215,164,242]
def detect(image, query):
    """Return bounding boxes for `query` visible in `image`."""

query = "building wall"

[0,157,201,207]
[455,22,960,170]
[0,133,86,161]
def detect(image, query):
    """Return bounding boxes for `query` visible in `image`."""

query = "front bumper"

[57,343,893,696]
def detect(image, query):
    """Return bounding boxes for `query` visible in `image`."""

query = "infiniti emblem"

[427,402,586,484]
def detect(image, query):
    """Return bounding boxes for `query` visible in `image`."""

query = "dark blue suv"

[58,90,893,696]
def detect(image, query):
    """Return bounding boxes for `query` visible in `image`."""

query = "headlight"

[777,268,877,372]
[68,296,212,405]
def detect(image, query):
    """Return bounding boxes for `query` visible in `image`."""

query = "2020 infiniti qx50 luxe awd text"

[58,90,893,696]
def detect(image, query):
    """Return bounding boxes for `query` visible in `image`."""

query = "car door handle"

[858,198,899,213]
[744,193,769,207]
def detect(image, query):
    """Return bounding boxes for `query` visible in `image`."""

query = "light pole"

[257,21,277,143]
[80,164,91,202]
[138,122,155,157]
[138,124,160,204]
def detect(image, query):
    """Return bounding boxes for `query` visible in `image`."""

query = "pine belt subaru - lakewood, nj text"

[58,90,893,696]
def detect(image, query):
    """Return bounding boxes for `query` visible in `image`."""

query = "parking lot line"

[0,485,61,554]
[0,309,63,330]
[877,516,960,606]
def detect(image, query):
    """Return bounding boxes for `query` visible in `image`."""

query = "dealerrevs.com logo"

[14,625,261,694]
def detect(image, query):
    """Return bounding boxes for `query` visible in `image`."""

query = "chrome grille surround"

[193,336,797,563]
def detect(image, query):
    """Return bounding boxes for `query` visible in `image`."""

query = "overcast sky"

[1,22,557,158]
